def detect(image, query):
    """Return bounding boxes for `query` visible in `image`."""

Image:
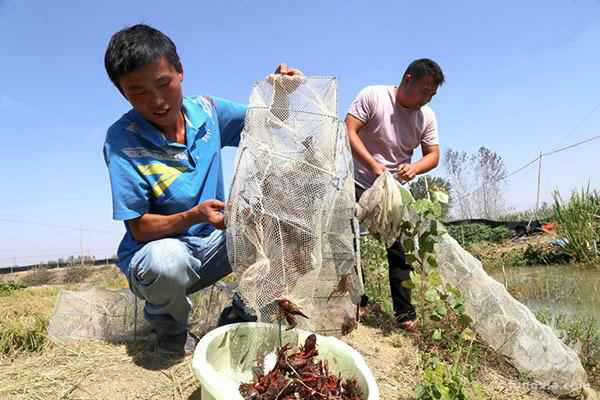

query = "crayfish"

[276,298,309,330]
[239,334,364,400]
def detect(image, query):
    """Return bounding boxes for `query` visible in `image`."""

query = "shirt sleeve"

[347,86,376,123]
[210,96,247,147]
[421,108,440,146]
[103,134,151,221]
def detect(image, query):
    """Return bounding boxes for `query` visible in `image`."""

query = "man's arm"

[396,143,440,182]
[127,199,225,243]
[345,114,386,176]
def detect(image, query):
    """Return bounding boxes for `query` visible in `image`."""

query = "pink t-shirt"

[347,85,439,188]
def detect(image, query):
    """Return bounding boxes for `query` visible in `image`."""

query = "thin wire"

[0,217,114,234]
[455,132,600,201]
[548,101,600,149]
[455,156,540,201]
[542,134,600,157]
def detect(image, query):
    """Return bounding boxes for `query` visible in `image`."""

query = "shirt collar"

[126,97,209,147]
[182,97,208,130]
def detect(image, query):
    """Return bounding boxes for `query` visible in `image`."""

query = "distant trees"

[444,147,507,219]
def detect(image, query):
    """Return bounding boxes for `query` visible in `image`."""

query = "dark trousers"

[386,239,416,322]
[356,185,416,323]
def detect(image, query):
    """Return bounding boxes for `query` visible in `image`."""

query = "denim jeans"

[127,229,232,336]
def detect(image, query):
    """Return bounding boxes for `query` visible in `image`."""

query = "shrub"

[447,223,511,246]
[523,244,572,265]
[0,281,26,296]
[61,266,93,284]
[19,267,53,287]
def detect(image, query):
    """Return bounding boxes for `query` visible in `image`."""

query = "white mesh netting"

[358,173,591,397]
[48,283,235,343]
[225,75,362,336]
[47,288,151,343]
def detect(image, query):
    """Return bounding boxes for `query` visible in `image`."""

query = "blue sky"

[1,0,599,266]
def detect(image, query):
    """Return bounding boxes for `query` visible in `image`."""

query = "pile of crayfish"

[239,334,364,400]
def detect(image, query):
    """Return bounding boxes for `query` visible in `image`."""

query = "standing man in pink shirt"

[346,58,444,331]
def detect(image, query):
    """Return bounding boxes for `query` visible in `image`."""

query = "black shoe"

[217,294,257,327]
[156,330,199,357]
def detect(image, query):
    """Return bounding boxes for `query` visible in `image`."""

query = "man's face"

[118,56,184,131]
[401,74,438,109]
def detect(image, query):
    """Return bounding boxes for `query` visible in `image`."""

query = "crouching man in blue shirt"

[103,24,302,356]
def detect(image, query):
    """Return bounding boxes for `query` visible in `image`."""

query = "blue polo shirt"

[103,96,246,274]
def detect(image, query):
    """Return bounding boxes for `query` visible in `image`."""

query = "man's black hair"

[104,24,182,93]
[403,58,445,86]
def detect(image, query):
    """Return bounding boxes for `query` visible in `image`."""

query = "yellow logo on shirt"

[136,163,187,198]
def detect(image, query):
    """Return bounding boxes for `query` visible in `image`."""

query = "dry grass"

[0,340,202,400]
[0,265,584,399]
[0,286,58,356]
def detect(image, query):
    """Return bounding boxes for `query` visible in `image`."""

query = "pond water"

[489,264,600,323]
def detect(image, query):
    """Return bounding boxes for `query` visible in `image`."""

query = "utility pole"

[528,152,543,232]
[80,226,84,267]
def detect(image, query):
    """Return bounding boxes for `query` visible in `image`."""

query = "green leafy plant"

[416,344,481,400]
[382,183,481,398]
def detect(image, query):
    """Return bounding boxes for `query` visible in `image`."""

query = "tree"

[444,147,507,219]
[444,148,474,219]
[475,146,507,218]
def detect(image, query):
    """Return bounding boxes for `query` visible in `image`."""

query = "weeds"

[553,186,600,263]
[0,286,57,356]
[0,313,48,355]
[523,243,572,265]
[536,310,600,371]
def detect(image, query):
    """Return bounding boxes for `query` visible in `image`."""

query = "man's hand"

[194,199,226,230]
[396,163,418,182]
[274,63,304,76]
[371,162,386,177]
